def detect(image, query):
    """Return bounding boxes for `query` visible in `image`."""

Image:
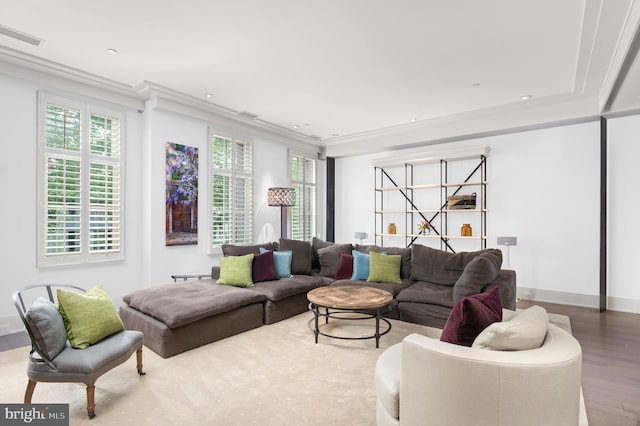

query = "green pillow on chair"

[57,285,125,349]
[217,253,255,287]
[367,251,402,284]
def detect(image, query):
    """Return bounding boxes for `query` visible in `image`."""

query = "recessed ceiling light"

[292,125,299,129]
[106,48,119,55]
[521,95,532,101]
[410,118,417,122]
[204,93,214,99]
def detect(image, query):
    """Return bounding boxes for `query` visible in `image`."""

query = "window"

[210,131,253,250]
[37,93,124,266]
[290,152,316,241]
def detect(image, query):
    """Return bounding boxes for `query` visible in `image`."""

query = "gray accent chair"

[13,284,145,418]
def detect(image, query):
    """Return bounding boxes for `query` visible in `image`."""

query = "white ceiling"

[1,1,640,154]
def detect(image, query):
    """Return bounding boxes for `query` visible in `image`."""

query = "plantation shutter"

[290,152,316,241]
[38,93,124,266]
[211,133,253,249]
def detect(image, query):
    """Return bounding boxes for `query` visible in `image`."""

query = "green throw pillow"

[217,253,255,287]
[57,285,125,349]
[367,251,402,284]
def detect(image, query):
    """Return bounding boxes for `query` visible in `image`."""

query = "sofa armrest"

[484,269,517,310]
[400,327,581,425]
[211,266,220,280]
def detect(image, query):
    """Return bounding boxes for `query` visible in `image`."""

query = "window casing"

[210,131,253,250]
[37,93,124,267]
[290,152,316,241]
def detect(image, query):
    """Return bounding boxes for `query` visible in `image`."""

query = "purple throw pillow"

[440,287,503,346]
[252,250,278,283]
[334,253,354,280]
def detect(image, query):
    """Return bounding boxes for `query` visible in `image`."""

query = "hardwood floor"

[2,301,639,424]
[518,300,640,426]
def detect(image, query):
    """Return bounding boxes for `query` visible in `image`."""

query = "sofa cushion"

[410,244,493,285]
[351,250,370,280]
[356,245,411,279]
[368,252,402,284]
[222,242,276,256]
[335,253,354,280]
[312,237,334,269]
[279,238,312,274]
[252,250,278,283]
[260,248,292,278]
[473,305,549,350]
[440,287,502,347]
[395,281,455,308]
[123,281,266,328]
[318,243,353,277]
[24,298,67,360]
[251,275,327,301]
[57,285,125,349]
[453,250,503,303]
[216,253,255,287]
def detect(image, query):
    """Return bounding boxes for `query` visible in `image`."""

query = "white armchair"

[375,313,586,426]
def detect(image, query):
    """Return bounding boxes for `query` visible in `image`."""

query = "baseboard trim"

[0,315,24,336]
[517,287,640,314]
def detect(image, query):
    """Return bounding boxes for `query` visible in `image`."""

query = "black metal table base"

[307,302,392,348]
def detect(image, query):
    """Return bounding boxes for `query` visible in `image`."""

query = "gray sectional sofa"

[119,238,516,358]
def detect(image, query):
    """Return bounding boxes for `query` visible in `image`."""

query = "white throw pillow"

[472,305,549,350]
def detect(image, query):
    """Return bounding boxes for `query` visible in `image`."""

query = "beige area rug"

[0,313,441,426]
[0,311,584,426]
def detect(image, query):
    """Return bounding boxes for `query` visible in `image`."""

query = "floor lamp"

[268,187,296,239]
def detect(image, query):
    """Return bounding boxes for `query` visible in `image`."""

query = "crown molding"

[0,47,322,150]
[138,82,321,151]
[323,92,600,158]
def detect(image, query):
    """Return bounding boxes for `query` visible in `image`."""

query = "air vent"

[238,111,259,120]
[0,25,43,46]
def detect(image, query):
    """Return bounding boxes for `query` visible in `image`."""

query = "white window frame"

[37,92,125,267]
[289,150,317,241]
[208,129,253,253]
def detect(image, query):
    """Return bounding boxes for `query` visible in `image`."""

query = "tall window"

[290,152,316,241]
[210,131,253,250]
[37,93,124,266]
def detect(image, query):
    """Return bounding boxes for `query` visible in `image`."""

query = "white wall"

[140,108,294,286]
[335,122,603,308]
[0,72,322,332]
[0,75,146,333]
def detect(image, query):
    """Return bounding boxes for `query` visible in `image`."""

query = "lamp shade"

[268,187,296,206]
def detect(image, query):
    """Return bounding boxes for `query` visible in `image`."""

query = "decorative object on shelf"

[497,236,517,269]
[461,224,472,236]
[354,232,367,245]
[447,192,477,210]
[387,223,397,234]
[417,221,431,235]
[268,187,296,239]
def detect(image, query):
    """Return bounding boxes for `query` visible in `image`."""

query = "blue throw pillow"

[259,248,293,278]
[351,250,370,280]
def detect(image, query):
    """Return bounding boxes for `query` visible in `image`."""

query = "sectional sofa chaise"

[119,238,516,358]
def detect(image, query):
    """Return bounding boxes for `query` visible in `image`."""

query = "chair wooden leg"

[24,380,37,403]
[86,383,96,419]
[136,347,145,375]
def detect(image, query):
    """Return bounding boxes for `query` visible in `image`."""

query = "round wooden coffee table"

[307,286,393,348]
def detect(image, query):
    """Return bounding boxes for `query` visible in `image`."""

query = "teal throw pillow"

[57,285,125,349]
[367,251,402,284]
[260,248,293,278]
[351,250,370,280]
[217,254,255,287]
